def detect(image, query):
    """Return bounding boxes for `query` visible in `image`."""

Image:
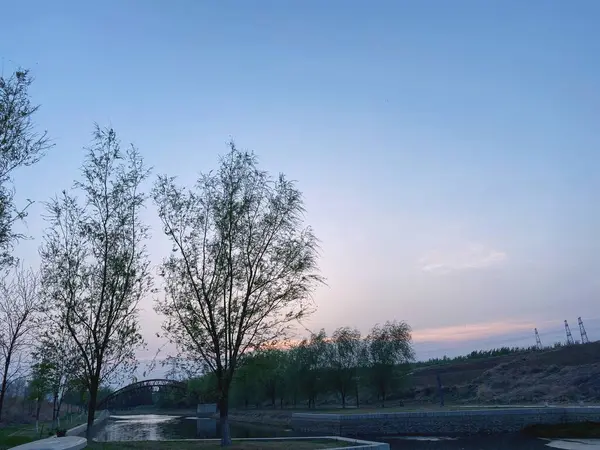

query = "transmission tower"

[534,328,543,349]
[578,317,590,344]
[564,320,575,345]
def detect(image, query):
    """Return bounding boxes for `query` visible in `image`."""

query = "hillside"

[405,341,600,404]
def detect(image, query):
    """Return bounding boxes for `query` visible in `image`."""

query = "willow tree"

[0,68,52,268]
[40,126,151,433]
[366,320,414,407]
[153,144,322,446]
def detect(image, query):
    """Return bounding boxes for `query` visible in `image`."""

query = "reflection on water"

[92,414,303,442]
[92,414,551,449]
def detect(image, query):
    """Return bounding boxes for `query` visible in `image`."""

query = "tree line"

[157,322,414,410]
[413,341,568,368]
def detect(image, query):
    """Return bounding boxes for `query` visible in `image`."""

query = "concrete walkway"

[8,436,87,450]
[545,439,600,449]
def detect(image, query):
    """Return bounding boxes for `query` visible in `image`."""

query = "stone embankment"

[292,406,600,436]
[66,409,110,437]
[226,409,295,427]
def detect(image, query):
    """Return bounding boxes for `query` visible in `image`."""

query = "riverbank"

[224,406,600,437]
[292,406,600,436]
[86,438,361,449]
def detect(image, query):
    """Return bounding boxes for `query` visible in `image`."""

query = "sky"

[1,1,599,373]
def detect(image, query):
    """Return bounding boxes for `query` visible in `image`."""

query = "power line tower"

[534,328,543,349]
[578,317,590,344]
[564,320,575,345]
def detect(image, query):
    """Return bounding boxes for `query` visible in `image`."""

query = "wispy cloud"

[418,243,507,274]
[412,319,535,343]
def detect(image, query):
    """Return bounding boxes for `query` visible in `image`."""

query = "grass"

[0,412,88,449]
[522,421,600,438]
[87,439,354,449]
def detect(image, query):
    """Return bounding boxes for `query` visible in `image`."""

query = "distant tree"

[296,330,327,409]
[28,357,53,431]
[40,126,152,435]
[251,349,286,408]
[366,321,414,407]
[187,373,219,405]
[0,68,52,269]
[0,267,42,420]
[153,144,323,446]
[32,324,80,428]
[327,327,362,408]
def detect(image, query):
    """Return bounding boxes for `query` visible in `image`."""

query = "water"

[91,414,553,449]
[377,435,550,449]
[91,414,308,442]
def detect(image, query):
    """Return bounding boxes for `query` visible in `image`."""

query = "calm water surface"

[91,414,307,441]
[91,414,552,449]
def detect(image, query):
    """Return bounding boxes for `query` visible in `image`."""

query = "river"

[90,414,552,449]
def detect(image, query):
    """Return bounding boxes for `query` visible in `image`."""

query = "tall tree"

[0,68,52,268]
[327,327,362,408]
[153,143,322,446]
[366,320,414,407]
[0,266,42,419]
[40,126,151,434]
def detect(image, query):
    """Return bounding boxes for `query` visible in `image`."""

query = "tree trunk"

[0,354,12,420]
[56,396,64,428]
[219,393,231,447]
[355,382,359,409]
[52,392,59,428]
[86,380,99,439]
[35,398,43,433]
[341,390,346,408]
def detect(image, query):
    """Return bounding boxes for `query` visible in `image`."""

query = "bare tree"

[0,68,52,268]
[153,143,323,446]
[39,126,152,434]
[0,267,42,420]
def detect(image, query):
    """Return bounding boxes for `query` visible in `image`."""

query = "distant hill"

[404,341,600,404]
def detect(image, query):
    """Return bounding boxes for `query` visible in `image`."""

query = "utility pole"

[564,320,575,345]
[578,317,590,344]
[436,373,444,407]
[534,328,543,349]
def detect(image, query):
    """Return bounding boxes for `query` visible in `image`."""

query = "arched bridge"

[97,379,187,410]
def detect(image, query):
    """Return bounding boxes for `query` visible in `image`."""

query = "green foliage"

[40,125,152,429]
[28,358,53,406]
[209,321,415,410]
[0,68,52,269]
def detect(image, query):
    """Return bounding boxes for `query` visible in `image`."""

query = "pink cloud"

[412,320,537,343]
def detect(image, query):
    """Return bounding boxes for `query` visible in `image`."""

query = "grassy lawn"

[0,413,87,449]
[88,439,354,449]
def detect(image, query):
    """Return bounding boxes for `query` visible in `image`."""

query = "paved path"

[9,436,87,450]
[545,439,600,449]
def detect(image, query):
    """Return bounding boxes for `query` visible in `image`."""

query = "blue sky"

[2,1,599,366]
